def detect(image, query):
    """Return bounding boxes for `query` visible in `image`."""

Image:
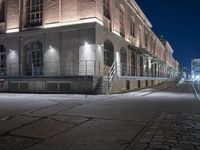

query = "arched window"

[104,40,114,67]
[0,0,5,23]
[25,41,43,76]
[119,5,125,37]
[120,47,127,76]
[25,0,43,27]
[0,45,6,76]
[103,0,110,19]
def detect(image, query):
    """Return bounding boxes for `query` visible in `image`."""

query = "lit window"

[25,0,43,27]
[25,41,43,76]
[0,45,6,76]
[0,0,5,23]
[103,0,110,19]
[119,6,125,37]
[104,40,114,67]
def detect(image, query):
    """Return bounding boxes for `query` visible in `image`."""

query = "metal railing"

[0,60,101,77]
[120,63,176,78]
[108,61,117,90]
[0,60,177,79]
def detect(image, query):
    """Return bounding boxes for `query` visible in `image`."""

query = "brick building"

[0,0,179,93]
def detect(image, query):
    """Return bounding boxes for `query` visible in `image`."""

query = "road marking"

[192,83,200,101]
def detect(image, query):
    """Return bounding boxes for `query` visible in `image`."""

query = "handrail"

[108,61,117,90]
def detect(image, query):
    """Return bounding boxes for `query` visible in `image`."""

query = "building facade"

[191,58,200,80]
[0,0,179,93]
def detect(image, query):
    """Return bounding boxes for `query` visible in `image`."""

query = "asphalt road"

[0,81,200,150]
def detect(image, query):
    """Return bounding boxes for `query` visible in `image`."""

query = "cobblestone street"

[133,112,200,150]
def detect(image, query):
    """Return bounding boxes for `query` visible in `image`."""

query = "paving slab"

[0,135,40,150]
[49,115,89,125]
[0,116,38,135]
[11,118,74,139]
[58,103,157,122]
[26,102,83,118]
[25,119,145,150]
[0,96,57,119]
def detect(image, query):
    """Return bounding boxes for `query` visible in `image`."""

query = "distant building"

[181,67,189,79]
[0,0,179,94]
[191,58,200,80]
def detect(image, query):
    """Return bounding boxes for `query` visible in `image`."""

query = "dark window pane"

[25,0,43,27]
[0,1,5,22]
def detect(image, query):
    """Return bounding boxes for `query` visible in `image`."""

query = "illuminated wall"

[44,0,59,25]
[61,0,78,22]
[6,0,19,32]
[0,0,178,74]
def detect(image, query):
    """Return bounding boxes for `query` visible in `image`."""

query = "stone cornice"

[165,41,174,53]
[127,0,152,28]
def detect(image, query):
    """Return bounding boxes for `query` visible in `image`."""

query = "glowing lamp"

[84,42,89,47]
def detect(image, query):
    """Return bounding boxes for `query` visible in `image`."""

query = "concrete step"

[95,77,109,94]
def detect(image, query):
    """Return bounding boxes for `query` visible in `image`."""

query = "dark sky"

[135,0,200,70]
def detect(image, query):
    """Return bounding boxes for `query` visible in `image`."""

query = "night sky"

[135,0,200,70]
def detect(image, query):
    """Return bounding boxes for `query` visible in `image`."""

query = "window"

[25,0,43,27]
[104,40,114,67]
[120,47,127,76]
[25,41,43,76]
[0,0,5,23]
[153,41,156,54]
[0,45,6,76]
[146,59,149,76]
[151,60,154,77]
[138,25,142,47]
[119,6,125,37]
[103,0,110,19]
[140,55,143,76]
[145,32,148,47]
[131,51,136,76]
[130,20,135,37]
[150,37,153,53]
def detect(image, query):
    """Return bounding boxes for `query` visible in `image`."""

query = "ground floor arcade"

[0,23,178,94]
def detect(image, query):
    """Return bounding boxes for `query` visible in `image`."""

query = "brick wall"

[44,0,59,25]
[61,0,78,22]
[6,0,19,30]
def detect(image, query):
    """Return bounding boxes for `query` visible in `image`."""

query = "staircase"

[95,61,118,94]
[95,77,109,94]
